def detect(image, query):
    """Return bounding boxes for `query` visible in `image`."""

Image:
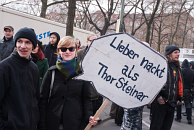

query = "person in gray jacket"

[0,26,15,61]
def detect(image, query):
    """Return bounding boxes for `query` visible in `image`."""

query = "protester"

[77,33,98,60]
[190,61,194,108]
[75,38,81,50]
[0,26,15,61]
[31,40,49,86]
[0,27,40,130]
[38,36,98,130]
[43,32,60,67]
[77,33,101,117]
[150,45,183,130]
[175,59,193,124]
[120,42,150,130]
[177,59,193,124]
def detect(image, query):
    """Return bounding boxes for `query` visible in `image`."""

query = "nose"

[21,42,26,48]
[66,49,70,53]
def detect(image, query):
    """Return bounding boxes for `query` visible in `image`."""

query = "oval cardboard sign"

[76,33,168,108]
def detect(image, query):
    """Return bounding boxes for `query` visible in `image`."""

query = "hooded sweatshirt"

[43,32,60,67]
[182,59,194,89]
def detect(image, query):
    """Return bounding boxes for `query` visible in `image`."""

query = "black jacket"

[43,32,60,67]
[0,36,15,61]
[38,66,92,130]
[156,62,182,107]
[0,49,40,130]
[182,59,194,89]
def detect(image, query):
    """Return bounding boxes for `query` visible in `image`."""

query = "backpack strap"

[48,70,55,102]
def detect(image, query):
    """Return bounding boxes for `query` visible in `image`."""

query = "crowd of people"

[0,25,193,130]
[0,26,99,130]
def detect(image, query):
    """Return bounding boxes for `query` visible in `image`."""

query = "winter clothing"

[156,62,183,107]
[0,49,40,130]
[36,59,49,86]
[56,57,80,80]
[150,103,175,130]
[31,40,49,86]
[0,36,15,61]
[4,26,14,31]
[37,40,43,50]
[38,65,92,130]
[14,27,37,49]
[190,61,194,108]
[77,46,87,61]
[182,59,194,90]
[77,46,100,115]
[165,45,180,56]
[150,61,183,130]
[176,59,194,122]
[43,32,60,67]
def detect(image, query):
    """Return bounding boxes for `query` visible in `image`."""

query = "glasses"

[59,47,76,52]
[88,40,93,42]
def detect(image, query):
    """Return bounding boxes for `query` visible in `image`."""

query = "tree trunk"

[170,0,186,45]
[142,0,161,43]
[66,0,76,36]
[146,24,151,43]
[40,0,47,18]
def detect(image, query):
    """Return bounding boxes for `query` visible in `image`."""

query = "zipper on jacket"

[166,67,171,102]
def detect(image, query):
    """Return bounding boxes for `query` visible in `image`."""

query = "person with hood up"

[150,45,183,130]
[31,40,49,86]
[190,61,194,108]
[43,32,60,67]
[175,59,193,124]
[0,27,40,130]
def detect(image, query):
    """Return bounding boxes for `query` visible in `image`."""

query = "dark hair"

[165,54,180,67]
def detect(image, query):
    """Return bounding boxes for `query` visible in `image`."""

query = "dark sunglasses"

[60,47,76,52]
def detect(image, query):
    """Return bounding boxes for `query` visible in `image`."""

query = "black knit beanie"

[165,45,180,56]
[37,40,43,50]
[14,27,37,49]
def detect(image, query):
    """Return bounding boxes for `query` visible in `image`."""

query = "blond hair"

[57,36,78,57]
[87,33,98,41]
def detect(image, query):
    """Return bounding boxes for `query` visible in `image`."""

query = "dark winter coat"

[77,46,87,61]
[156,62,182,107]
[43,32,60,67]
[182,59,194,89]
[0,36,15,61]
[36,58,49,86]
[77,46,99,100]
[0,49,40,130]
[38,66,92,130]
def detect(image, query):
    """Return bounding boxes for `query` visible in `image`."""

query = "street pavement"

[90,99,194,130]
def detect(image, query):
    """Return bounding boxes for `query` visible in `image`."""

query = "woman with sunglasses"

[38,36,98,130]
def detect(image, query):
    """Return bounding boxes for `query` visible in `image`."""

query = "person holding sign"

[150,45,183,130]
[120,42,150,130]
[38,36,98,130]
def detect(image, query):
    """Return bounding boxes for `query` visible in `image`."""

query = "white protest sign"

[77,33,168,108]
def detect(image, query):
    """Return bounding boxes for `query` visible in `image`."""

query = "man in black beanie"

[0,27,40,130]
[150,45,183,130]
